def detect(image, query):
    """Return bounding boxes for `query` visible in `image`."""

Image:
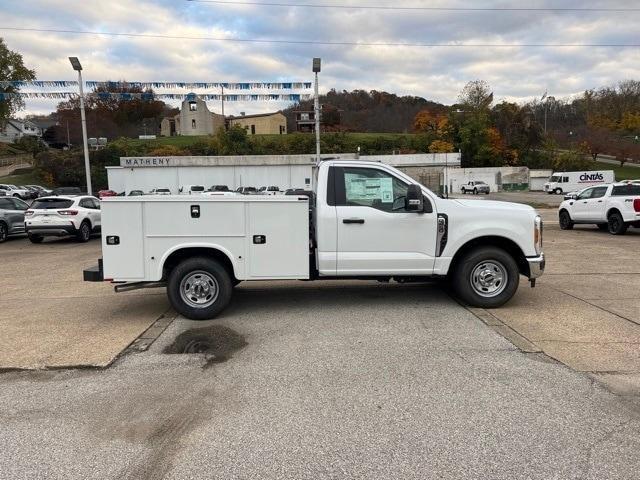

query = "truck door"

[333,166,437,275]
[583,186,609,221]
[571,187,595,220]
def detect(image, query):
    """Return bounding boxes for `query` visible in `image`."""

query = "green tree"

[0,38,36,123]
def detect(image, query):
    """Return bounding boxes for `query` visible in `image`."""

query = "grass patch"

[593,161,640,181]
[0,171,46,186]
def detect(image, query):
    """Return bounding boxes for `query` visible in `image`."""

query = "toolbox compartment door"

[248,201,309,278]
[102,201,145,280]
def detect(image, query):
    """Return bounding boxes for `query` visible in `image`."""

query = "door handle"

[598,200,603,203]
[343,218,365,224]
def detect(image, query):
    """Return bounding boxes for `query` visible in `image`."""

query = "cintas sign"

[121,157,172,167]
[579,172,604,182]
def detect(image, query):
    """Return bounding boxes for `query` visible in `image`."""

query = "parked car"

[0,184,32,200]
[461,181,490,195]
[128,190,145,196]
[52,186,83,196]
[149,188,172,195]
[98,189,118,199]
[18,186,39,200]
[26,185,53,196]
[258,186,282,195]
[236,186,258,195]
[558,183,640,234]
[85,159,545,319]
[25,195,101,243]
[180,185,206,194]
[209,185,230,192]
[0,196,29,242]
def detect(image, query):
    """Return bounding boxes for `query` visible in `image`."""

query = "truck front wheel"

[452,247,520,308]
[167,257,233,320]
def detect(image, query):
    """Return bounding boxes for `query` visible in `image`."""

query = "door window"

[590,186,608,199]
[577,188,594,200]
[337,167,409,213]
[0,198,13,209]
[79,199,92,209]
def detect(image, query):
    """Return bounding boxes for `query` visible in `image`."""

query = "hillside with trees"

[283,89,447,133]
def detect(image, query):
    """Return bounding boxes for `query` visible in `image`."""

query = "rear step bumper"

[83,258,104,282]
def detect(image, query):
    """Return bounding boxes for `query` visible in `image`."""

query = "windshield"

[549,175,560,182]
[190,186,205,192]
[475,181,486,185]
[157,189,170,193]
[245,187,257,192]
[32,198,74,209]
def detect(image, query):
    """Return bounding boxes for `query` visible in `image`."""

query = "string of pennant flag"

[0,80,312,90]
[0,92,311,101]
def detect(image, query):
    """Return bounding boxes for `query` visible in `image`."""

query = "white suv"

[25,195,101,243]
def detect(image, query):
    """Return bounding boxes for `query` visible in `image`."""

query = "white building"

[106,153,462,194]
[0,119,42,143]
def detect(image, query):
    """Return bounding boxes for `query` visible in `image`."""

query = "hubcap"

[179,271,219,308]
[470,260,508,298]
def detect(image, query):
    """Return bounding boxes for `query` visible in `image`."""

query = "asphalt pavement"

[2,281,640,479]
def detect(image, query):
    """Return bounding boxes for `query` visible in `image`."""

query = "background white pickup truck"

[460,181,490,194]
[85,160,545,320]
[559,183,640,234]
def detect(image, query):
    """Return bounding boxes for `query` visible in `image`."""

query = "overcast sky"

[2,0,639,116]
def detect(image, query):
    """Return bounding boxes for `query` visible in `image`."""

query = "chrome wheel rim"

[179,271,219,308]
[470,260,508,298]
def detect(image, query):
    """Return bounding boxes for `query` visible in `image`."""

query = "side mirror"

[570,194,578,200]
[405,184,424,212]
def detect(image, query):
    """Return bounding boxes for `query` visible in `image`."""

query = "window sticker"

[345,174,394,203]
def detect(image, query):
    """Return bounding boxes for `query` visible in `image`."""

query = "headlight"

[534,215,543,255]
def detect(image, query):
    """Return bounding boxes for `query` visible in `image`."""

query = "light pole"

[543,94,555,135]
[69,57,92,195]
[312,58,321,163]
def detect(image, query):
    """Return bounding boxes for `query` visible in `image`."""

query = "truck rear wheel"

[167,257,233,320]
[452,247,520,308]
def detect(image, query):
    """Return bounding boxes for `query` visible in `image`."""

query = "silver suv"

[0,196,29,243]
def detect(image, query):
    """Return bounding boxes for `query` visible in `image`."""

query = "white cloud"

[1,0,639,116]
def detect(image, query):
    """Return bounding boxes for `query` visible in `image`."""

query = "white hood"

[452,199,535,212]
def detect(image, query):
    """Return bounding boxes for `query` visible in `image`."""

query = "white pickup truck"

[558,182,640,234]
[84,160,545,320]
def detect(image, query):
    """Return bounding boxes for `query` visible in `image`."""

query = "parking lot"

[1,207,640,478]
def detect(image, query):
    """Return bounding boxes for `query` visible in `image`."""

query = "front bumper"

[527,253,545,279]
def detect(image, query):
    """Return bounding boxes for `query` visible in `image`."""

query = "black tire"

[559,210,574,230]
[76,221,91,242]
[473,188,478,195]
[597,223,608,231]
[167,256,233,320]
[607,211,628,235]
[452,247,520,308]
[485,191,490,195]
[0,222,7,243]
[461,188,466,194]
[554,188,563,195]
[28,233,44,243]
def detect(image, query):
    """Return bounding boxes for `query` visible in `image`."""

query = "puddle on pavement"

[164,325,247,368]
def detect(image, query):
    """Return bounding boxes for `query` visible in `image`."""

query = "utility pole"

[69,57,92,195]
[312,58,321,163]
